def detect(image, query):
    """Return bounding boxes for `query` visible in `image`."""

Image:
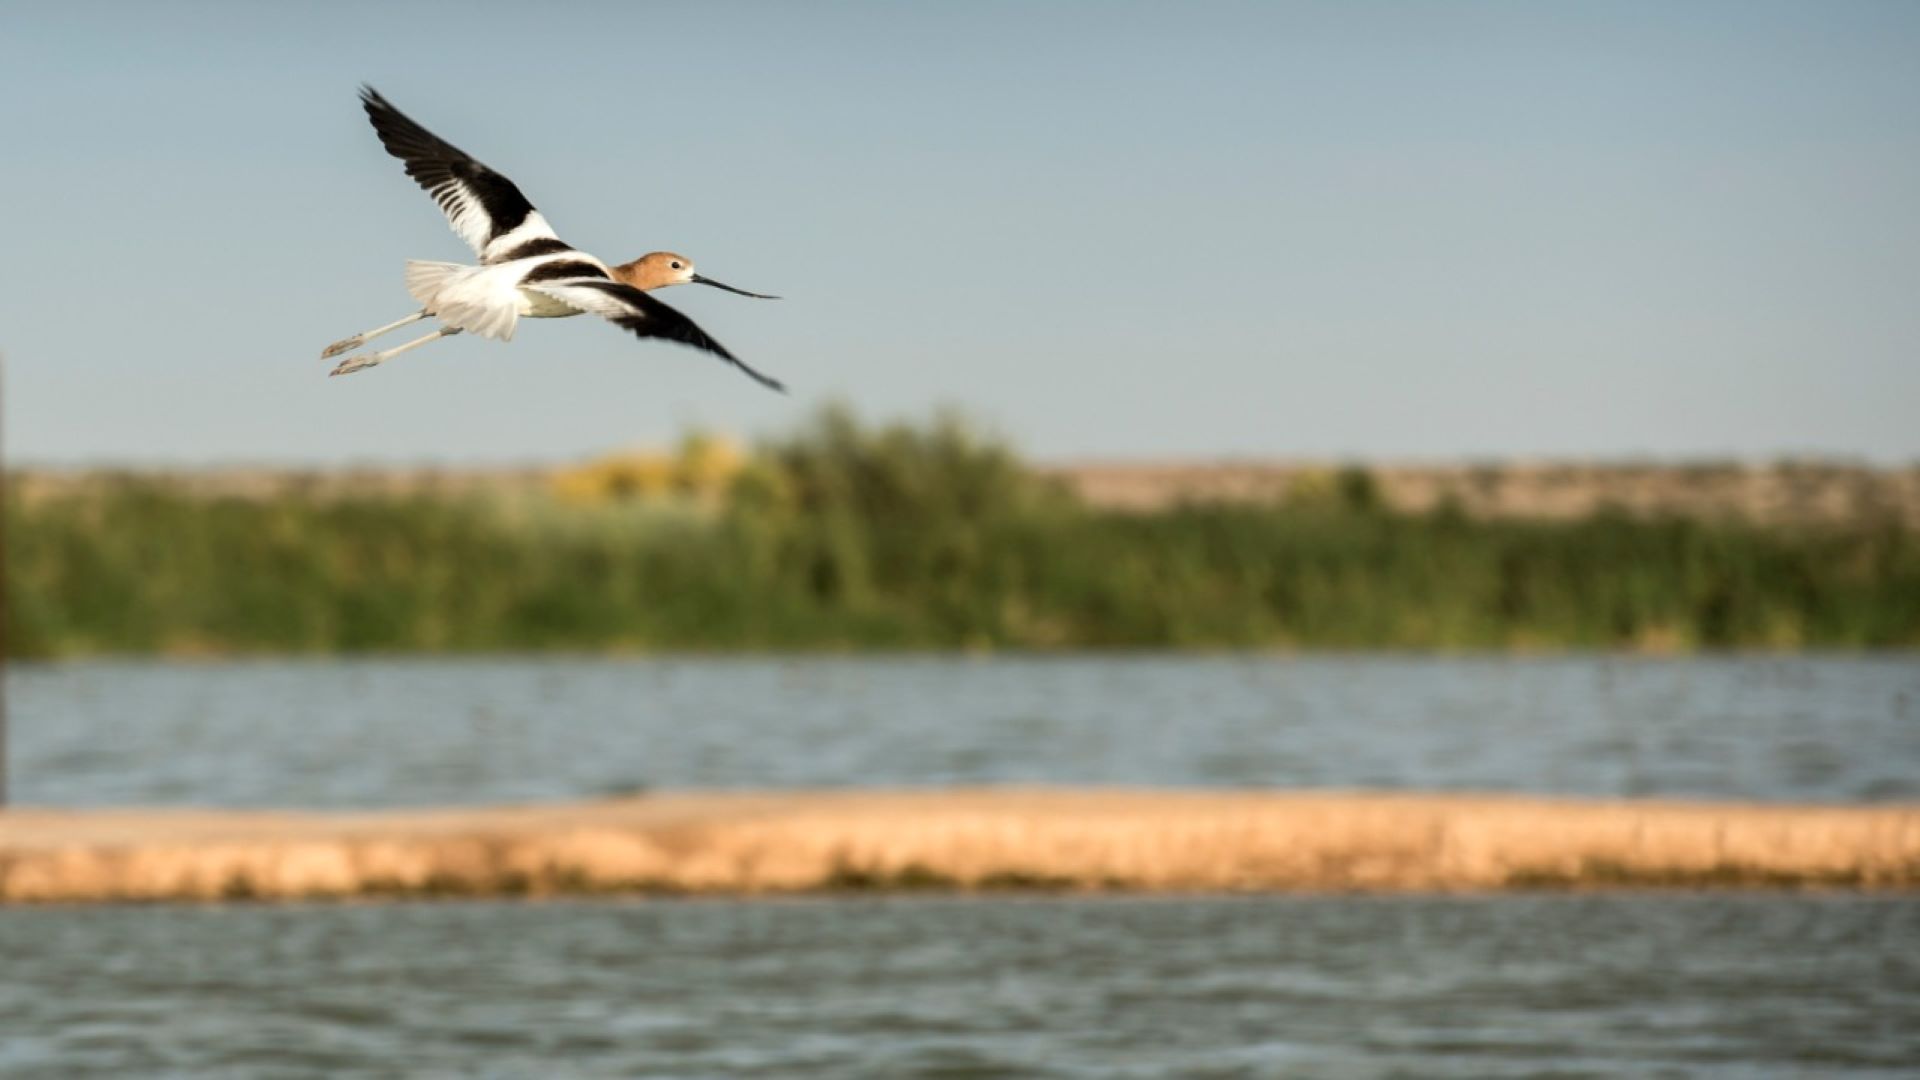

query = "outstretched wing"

[524,279,788,393]
[359,86,567,264]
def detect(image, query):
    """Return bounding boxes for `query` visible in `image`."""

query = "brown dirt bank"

[2,790,1916,902]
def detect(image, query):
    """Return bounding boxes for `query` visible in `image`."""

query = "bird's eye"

[671,261,684,270]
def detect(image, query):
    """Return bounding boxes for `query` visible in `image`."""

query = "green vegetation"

[7,408,1918,657]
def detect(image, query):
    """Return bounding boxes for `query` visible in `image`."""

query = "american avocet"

[322,87,785,391]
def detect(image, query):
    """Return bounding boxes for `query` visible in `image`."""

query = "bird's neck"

[612,262,662,291]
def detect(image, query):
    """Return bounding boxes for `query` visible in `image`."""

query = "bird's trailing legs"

[320,309,430,359]
[330,327,462,377]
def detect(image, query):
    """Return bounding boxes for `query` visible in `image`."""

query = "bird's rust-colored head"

[612,252,780,298]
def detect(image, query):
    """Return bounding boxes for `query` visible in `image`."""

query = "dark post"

[1,353,8,808]
[0,353,7,807]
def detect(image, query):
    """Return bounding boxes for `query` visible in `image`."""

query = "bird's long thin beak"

[691,274,781,299]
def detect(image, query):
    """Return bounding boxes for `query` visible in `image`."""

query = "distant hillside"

[12,459,1920,529]
[1046,460,1920,530]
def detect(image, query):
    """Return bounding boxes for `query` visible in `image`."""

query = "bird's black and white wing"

[524,279,787,393]
[360,86,570,265]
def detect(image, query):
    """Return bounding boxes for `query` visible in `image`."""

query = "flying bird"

[321,86,785,391]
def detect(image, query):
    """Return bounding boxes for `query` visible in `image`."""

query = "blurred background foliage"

[6,406,1917,657]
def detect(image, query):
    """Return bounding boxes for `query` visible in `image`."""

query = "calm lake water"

[8,654,1919,807]
[1,895,1915,1077]
[5,655,1917,1075]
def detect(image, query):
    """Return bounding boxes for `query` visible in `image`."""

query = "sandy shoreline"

[3,789,1917,902]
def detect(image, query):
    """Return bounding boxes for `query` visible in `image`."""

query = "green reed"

[7,409,1917,656]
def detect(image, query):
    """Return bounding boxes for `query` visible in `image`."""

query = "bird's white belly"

[518,289,585,319]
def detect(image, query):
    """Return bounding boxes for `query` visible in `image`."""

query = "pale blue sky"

[2,1,1916,465]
